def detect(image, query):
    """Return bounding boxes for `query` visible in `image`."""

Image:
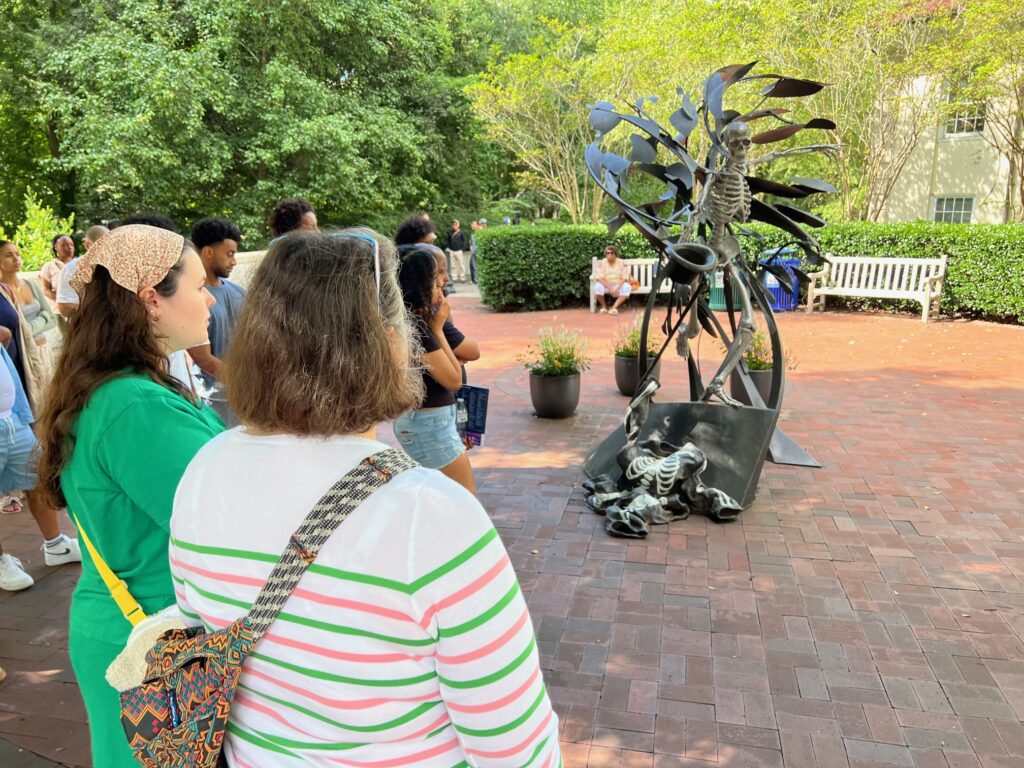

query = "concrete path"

[1,295,1022,767]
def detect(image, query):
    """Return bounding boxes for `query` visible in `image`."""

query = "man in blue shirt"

[187,218,246,391]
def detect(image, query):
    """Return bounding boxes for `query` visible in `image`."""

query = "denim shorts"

[393,404,465,469]
[0,413,39,494]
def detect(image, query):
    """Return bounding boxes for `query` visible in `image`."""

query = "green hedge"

[475,225,649,311]
[476,221,1024,322]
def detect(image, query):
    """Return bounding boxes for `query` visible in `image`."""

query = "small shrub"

[475,224,650,311]
[612,320,661,358]
[742,330,774,371]
[522,326,591,377]
[0,190,75,272]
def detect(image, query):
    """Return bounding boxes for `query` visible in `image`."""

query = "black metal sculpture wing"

[586,63,838,275]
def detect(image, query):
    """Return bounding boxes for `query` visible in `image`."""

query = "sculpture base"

[768,428,821,468]
[729,365,821,469]
[583,401,779,509]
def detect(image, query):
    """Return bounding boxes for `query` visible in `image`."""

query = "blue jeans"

[393,405,465,469]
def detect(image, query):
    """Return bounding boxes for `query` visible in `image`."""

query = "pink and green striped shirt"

[170,431,561,767]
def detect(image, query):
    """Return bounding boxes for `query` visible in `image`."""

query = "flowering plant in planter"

[522,327,590,418]
[727,328,797,406]
[741,329,796,371]
[611,321,660,358]
[611,321,664,396]
[523,326,591,376]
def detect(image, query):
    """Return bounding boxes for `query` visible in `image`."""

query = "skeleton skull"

[722,121,752,165]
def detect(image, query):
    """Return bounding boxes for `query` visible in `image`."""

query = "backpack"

[113,449,416,767]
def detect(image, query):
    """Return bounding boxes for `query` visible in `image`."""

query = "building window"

[933,197,974,224]
[944,86,985,136]
[945,108,985,135]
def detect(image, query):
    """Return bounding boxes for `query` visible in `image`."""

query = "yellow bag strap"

[68,510,147,627]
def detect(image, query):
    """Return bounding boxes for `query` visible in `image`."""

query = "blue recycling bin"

[759,248,800,312]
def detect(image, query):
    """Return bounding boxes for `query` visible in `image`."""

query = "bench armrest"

[925,274,944,286]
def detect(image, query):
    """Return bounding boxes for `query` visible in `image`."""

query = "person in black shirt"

[446,220,469,283]
[393,247,476,493]
[396,215,455,295]
[418,244,480,373]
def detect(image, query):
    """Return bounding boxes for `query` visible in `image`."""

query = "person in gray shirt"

[187,218,245,389]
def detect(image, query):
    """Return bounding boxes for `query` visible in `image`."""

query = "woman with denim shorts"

[393,246,475,493]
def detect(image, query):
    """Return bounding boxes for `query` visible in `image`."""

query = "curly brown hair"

[224,229,423,435]
[37,258,191,509]
[269,198,315,238]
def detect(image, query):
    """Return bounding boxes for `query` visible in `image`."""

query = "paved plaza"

[1,294,1023,767]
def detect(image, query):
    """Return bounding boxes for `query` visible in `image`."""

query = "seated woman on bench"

[595,245,631,315]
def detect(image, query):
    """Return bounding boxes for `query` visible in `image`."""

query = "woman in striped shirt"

[170,230,561,767]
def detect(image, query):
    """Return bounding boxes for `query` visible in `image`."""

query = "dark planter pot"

[729,368,773,406]
[529,372,581,418]
[614,355,662,397]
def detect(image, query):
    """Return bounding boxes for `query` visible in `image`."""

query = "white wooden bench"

[806,254,948,323]
[589,257,670,312]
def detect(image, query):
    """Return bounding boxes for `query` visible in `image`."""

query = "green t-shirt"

[63,375,224,644]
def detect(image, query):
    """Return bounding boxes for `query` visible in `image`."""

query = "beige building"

[880,78,1015,224]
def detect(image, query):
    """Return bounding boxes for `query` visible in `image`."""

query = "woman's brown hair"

[37,258,190,509]
[224,229,423,435]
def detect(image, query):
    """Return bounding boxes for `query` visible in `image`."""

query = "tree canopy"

[0,0,522,241]
[2,0,1018,241]
[470,0,1011,223]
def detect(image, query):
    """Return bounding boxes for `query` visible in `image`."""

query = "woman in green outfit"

[37,225,224,767]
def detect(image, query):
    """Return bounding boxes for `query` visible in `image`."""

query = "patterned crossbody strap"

[244,448,417,640]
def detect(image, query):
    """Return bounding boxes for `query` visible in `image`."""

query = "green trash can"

[708,269,741,311]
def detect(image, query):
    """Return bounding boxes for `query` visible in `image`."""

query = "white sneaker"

[44,534,82,566]
[599,307,608,314]
[0,554,34,591]
[608,308,619,316]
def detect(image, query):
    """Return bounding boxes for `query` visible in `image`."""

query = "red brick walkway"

[2,296,1023,767]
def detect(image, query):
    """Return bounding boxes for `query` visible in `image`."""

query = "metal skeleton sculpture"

[583,62,838,536]
[689,118,835,403]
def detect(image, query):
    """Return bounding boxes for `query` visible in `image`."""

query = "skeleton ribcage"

[625,454,684,498]
[709,170,751,226]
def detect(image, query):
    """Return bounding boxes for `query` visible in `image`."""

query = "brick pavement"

[1,296,1022,767]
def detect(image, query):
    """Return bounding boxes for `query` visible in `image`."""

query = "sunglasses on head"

[331,232,380,301]
[269,231,381,300]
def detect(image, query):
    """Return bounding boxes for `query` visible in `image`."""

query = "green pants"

[69,631,138,768]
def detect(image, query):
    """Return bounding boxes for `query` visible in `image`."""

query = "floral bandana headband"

[71,225,185,295]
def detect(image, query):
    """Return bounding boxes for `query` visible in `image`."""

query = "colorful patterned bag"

[118,449,416,767]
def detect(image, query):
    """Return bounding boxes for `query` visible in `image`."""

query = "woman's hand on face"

[430,296,451,329]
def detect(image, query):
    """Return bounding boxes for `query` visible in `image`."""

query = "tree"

[754,0,948,221]
[0,0,74,227]
[446,0,611,74]
[944,1,1024,221]
[469,0,961,224]
[0,0,520,240]
[470,22,607,223]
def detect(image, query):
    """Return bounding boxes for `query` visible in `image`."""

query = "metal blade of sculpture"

[582,62,838,537]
